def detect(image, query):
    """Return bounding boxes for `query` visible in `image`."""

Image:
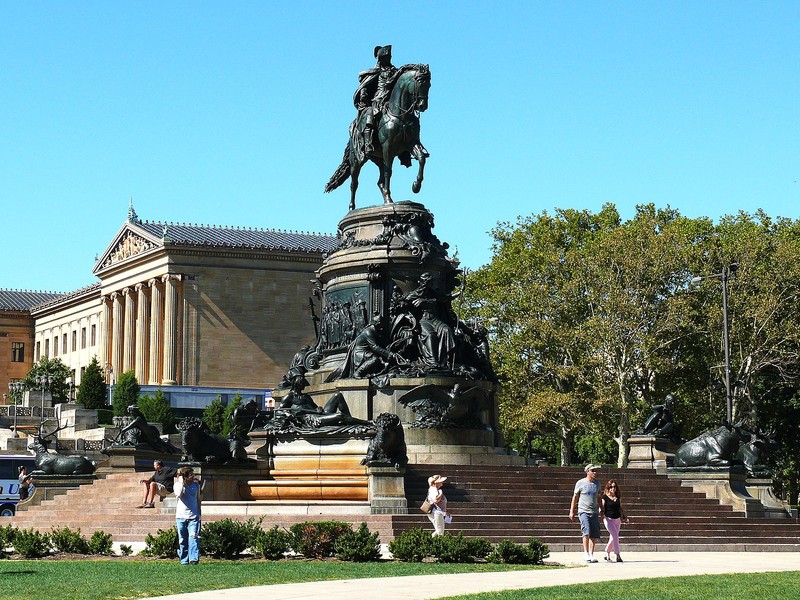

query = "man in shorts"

[569,463,603,562]
[137,460,177,508]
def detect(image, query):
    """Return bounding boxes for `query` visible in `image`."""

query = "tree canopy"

[462,204,800,502]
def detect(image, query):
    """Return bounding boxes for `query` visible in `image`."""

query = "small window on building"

[53,337,58,356]
[80,366,86,378]
[11,342,24,362]
[36,341,41,361]
[91,324,96,346]
[72,331,77,352]
[62,334,67,354]
[45,339,50,358]
[81,327,87,349]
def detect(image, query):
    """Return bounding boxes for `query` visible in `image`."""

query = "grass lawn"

[441,571,800,600]
[0,559,546,600]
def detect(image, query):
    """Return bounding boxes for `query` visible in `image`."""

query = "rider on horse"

[354,45,397,154]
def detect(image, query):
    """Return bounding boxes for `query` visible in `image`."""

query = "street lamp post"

[8,382,24,437]
[691,263,738,424]
[35,374,53,426]
[106,363,114,408]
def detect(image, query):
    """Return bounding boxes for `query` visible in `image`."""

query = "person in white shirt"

[174,467,202,565]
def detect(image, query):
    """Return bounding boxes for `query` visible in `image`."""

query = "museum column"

[122,287,136,372]
[101,296,112,369]
[148,278,162,385]
[162,274,180,385]
[111,292,124,378]
[135,282,150,383]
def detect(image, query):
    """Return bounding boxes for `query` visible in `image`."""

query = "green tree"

[23,356,73,404]
[694,211,800,425]
[137,389,175,433]
[112,370,140,416]
[76,357,107,410]
[203,396,226,434]
[464,204,709,465]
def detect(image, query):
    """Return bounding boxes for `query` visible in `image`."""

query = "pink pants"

[604,517,621,554]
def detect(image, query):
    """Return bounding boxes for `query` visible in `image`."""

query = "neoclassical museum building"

[1,207,337,408]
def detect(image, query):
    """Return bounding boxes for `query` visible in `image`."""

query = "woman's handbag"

[420,499,433,513]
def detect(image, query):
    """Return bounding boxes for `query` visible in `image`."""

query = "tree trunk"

[560,424,572,466]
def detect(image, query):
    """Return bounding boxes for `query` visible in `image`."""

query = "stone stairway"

[395,464,800,551]
[7,464,800,551]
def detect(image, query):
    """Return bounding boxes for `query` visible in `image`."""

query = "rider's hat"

[374,45,392,59]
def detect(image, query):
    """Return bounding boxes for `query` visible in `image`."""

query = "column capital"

[162,273,182,283]
[134,282,148,292]
[147,277,160,287]
[121,286,134,297]
[109,291,121,301]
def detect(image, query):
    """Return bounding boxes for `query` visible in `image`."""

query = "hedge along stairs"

[8,464,800,550]
[396,464,800,552]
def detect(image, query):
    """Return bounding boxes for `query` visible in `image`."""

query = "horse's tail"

[324,145,352,193]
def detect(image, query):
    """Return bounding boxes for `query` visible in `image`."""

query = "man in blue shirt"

[569,463,603,563]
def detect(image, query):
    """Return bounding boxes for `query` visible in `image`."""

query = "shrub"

[201,517,263,559]
[252,526,291,560]
[13,528,51,558]
[222,395,243,437]
[119,544,133,557]
[96,408,114,425]
[466,536,494,560]
[527,537,550,564]
[50,527,90,554]
[288,521,353,559]
[487,540,534,564]
[202,396,226,434]
[89,530,114,555]
[76,357,107,409]
[141,527,178,558]
[429,532,483,563]
[0,524,17,557]
[335,522,382,562]
[138,390,176,433]
[112,370,140,416]
[387,528,433,562]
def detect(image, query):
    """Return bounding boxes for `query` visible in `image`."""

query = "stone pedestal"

[55,403,99,436]
[95,446,180,474]
[16,473,96,511]
[243,433,369,502]
[367,465,407,514]
[666,466,765,517]
[189,464,267,501]
[627,435,679,473]
[746,477,796,518]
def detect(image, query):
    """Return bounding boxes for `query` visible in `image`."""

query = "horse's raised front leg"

[411,143,427,194]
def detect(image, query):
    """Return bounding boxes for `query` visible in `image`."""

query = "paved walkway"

[151,552,800,600]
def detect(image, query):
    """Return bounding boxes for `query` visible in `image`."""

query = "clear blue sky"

[2,2,798,292]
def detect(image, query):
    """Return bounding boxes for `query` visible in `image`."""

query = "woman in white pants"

[426,474,449,536]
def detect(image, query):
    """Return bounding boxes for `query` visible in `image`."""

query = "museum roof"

[0,289,66,311]
[136,221,339,254]
[29,282,102,311]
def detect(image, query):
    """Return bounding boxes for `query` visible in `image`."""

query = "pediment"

[93,224,163,275]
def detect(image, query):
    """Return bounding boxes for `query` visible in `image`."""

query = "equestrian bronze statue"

[325,45,431,210]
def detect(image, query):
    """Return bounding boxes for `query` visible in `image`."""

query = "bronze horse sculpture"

[325,64,431,210]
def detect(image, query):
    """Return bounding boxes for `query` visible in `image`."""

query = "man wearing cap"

[569,463,603,563]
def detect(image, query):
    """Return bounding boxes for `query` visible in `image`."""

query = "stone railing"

[0,406,55,419]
